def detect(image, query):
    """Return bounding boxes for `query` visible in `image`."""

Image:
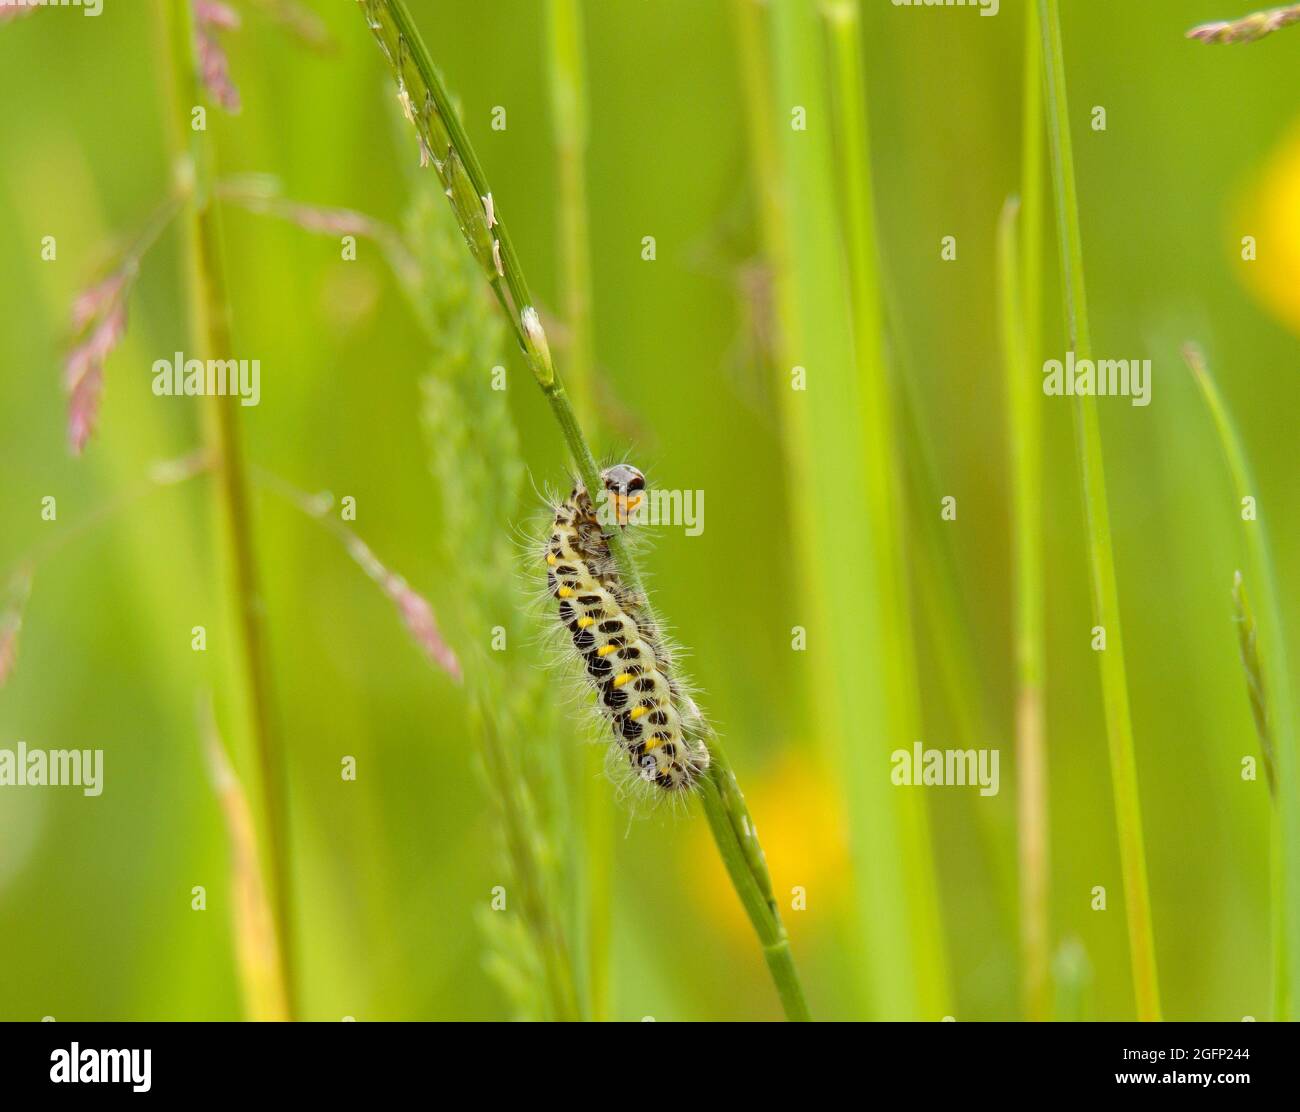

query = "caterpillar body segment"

[546,465,709,792]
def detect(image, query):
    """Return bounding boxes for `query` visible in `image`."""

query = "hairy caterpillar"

[545,464,710,793]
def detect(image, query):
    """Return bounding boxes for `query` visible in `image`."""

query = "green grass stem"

[162,0,297,1020]
[1009,0,1050,1023]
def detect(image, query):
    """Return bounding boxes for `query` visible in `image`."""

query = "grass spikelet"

[64,195,182,456]
[414,173,580,1020]
[1234,571,1277,798]
[65,270,129,455]
[374,116,581,1016]
[190,0,328,114]
[193,0,242,113]
[215,175,420,286]
[1188,4,1300,44]
[200,698,290,1022]
[252,471,462,682]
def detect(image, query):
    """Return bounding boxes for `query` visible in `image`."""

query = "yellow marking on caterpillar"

[643,734,661,750]
[612,673,633,687]
[576,617,595,629]
[547,554,558,566]
[629,706,648,720]
[597,645,617,657]
[557,587,574,598]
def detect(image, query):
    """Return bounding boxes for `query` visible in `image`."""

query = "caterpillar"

[545,464,710,793]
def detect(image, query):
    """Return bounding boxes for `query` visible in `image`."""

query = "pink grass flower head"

[64,270,132,456]
[195,0,240,29]
[342,535,462,682]
[70,270,129,333]
[67,363,106,456]
[194,0,243,113]
[1188,5,1300,44]
[286,204,378,238]
[388,579,463,682]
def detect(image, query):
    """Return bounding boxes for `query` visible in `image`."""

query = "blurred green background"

[2,0,1299,1021]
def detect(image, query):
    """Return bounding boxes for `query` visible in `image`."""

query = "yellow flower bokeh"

[1237,120,1300,335]
[687,752,849,942]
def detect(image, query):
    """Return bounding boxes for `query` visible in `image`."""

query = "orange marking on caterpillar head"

[600,464,646,526]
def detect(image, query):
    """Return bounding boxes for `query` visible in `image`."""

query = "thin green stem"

[1184,344,1298,1021]
[697,766,809,1022]
[357,0,809,1021]
[1039,0,1160,1021]
[1011,0,1050,1023]
[162,0,297,1020]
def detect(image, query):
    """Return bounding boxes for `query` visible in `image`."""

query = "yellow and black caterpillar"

[545,465,709,792]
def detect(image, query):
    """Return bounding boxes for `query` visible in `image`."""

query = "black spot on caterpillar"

[545,464,709,793]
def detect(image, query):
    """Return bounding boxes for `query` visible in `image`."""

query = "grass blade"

[741,0,946,1018]
[1184,343,1298,1020]
[1038,0,1161,1021]
[822,0,949,1019]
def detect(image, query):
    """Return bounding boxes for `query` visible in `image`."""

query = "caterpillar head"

[601,464,645,526]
